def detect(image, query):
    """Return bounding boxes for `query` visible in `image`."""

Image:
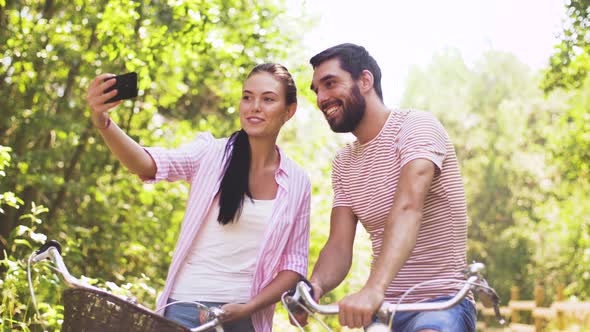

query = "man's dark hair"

[310,43,383,101]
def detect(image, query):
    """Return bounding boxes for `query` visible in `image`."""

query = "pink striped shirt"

[142,132,311,332]
[332,110,469,303]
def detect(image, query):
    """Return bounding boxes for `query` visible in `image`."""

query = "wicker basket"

[61,288,190,332]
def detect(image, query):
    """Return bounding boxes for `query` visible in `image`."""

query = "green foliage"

[540,70,590,300]
[549,78,590,182]
[1,226,63,331]
[541,0,590,301]
[0,146,24,217]
[0,0,314,330]
[1,147,60,330]
[542,0,590,92]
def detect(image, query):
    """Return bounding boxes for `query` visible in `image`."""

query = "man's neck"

[352,99,390,145]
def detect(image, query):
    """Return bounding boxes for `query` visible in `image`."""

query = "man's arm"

[310,206,358,298]
[338,158,436,328]
[290,205,357,327]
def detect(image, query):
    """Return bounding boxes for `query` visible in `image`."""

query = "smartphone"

[104,72,138,103]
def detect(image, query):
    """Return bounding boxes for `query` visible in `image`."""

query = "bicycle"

[27,240,225,332]
[281,262,506,331]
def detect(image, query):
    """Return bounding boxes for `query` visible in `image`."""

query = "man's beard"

[328,85,366,133]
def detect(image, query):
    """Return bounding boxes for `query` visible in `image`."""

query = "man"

[301,43,475,332]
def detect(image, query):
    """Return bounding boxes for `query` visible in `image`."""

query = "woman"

[86,63,311,332]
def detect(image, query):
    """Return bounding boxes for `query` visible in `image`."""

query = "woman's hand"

[219,303,254,323]
[86,74,123,128]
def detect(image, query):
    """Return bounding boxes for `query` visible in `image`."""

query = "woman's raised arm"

[86,74,156,179]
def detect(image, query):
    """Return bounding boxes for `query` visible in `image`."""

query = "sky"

[291,0,567,106]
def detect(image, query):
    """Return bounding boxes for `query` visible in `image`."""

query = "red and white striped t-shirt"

[332,109,468,303]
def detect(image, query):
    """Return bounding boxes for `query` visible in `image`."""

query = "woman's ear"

[359,69,374,94]
[284,103,297,123]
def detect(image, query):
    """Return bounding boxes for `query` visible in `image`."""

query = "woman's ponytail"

[217,129,251,225]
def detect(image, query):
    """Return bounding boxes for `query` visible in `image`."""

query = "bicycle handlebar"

[288,275,479,316]
[30,240,225,332]
[31,241,103,291]
[283,262,505,326]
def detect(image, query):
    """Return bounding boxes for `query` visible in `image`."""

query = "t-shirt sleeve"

[332,153,352,208]
[141,132,215,183]
[398,111,448,172]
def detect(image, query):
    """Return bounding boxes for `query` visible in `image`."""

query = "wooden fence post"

[511,286,520,324]
[556,284,565,330]
[534,284,545,332]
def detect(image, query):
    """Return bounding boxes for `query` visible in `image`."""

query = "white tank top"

[169,197,274,303]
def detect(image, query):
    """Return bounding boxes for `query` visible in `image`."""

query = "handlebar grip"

[35,240,62,255]
[286,278,315,299]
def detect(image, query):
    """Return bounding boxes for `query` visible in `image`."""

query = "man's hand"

[289,281,324,327]
[338,286,384,329]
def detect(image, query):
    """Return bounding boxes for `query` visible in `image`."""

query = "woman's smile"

[246,116,265,124]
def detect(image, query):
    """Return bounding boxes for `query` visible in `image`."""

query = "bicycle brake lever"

[493,302,506,325]
[474,279,499,308]
[34,240,62,255]
[474,279,505,325]
[284,280,315,314]
[32,240,63,263]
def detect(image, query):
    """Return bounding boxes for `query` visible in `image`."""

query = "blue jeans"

[375,296,476,332]
[164,298,255,332]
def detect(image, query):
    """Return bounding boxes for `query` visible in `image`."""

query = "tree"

[542,0,590,92]
[0,0,312,329]
[541,0,590,299]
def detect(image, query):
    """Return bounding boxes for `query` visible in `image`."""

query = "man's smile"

[321,101,343,120]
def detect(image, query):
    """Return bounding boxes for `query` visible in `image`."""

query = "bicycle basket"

[61,288,189,332]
